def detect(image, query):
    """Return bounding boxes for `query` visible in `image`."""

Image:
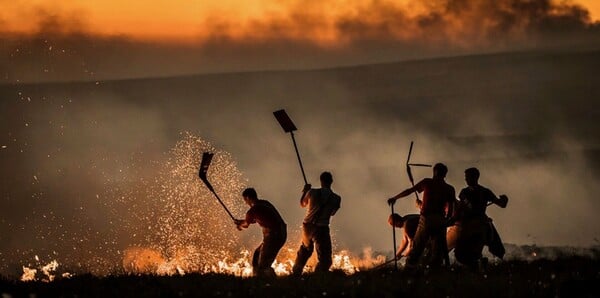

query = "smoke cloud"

[1,0,600,82]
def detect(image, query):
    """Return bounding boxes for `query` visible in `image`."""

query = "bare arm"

[387,186,418,205]
[300,191,310,207]
[487,188,508,208]
[234,210,254,231]
[397,234,410,258]
[493,194,508,208]
[300,184,311,207]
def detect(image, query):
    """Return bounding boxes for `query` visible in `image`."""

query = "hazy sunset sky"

[3,0,599,42]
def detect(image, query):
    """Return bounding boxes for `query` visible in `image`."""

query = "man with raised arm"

[292,171,341,275]
[388,163,455,268]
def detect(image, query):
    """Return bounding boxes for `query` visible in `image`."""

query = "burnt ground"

[1,257,599,298]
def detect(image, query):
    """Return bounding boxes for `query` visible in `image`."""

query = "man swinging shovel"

[387,143,454,269]
[199,152,287,277]
[385,142,431,270]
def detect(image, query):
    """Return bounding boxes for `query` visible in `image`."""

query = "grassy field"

[1,257,599,298]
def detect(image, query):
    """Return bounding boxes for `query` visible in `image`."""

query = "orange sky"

[2,0,599,42]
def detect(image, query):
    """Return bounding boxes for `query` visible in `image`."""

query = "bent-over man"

[388,213,420,258]
[235,188,287,277]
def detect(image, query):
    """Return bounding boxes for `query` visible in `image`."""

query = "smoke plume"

[1,0,599,82]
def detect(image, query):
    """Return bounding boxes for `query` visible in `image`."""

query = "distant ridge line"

[2,48,600,87]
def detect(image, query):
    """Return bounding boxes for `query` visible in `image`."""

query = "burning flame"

[21,267,37,282]
[21,256,72,282]
[214,250,254,277]
[122,246,385,277]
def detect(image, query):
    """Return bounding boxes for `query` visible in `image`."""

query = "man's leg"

[429,225,447,267]
[257,233,286,278]
[252,244,263,276]
[441,229,450,267]
[455,219,480,269]
[292,224,314,275]
[314,226,332,272]
[487,220,506,259]
[470,220,487,269]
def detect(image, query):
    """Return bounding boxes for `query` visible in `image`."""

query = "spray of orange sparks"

[117,133,385,276]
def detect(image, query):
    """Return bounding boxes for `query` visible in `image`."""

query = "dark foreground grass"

[1,257,599,298]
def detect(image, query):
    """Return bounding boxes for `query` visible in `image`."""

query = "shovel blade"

[273,109,298,133]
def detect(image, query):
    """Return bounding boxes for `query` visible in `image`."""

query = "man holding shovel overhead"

[388,163,455,269]
[272,110,341,274]
[234,188,287,278]
[292,172,341,275]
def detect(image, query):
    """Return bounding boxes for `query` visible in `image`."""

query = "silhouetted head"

[242,187,258,206]
[433,163,448,179]
[320,171,333,188]
[465,167,480,187]
[388,213,404,228]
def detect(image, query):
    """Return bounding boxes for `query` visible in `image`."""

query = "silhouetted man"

[235,188,287,277]
[453,167,507,269]
[388,163,455,268]
[292,171,341,275]
[388,213,420,258]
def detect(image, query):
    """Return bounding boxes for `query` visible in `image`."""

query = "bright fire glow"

[123,246,385,277]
